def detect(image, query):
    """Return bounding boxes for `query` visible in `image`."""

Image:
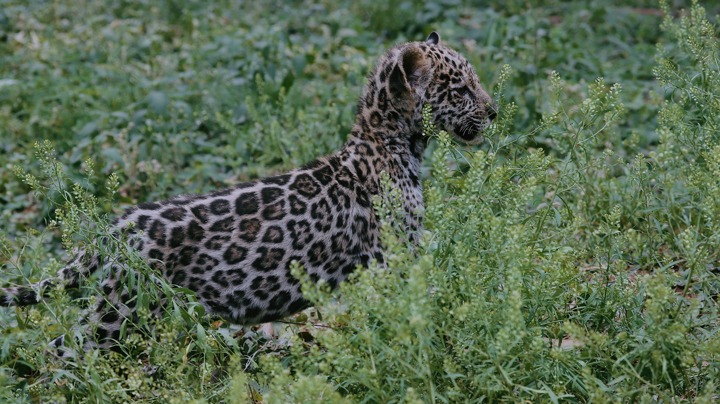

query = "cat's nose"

[487,106,498,121]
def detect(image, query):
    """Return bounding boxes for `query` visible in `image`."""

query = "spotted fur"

[1,32,495,352]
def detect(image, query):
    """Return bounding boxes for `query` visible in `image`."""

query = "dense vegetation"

[1,0,719,402]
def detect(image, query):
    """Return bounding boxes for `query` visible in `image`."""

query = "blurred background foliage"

[1,0,683,229]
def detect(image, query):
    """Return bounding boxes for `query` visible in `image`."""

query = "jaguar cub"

[1,32,495,352]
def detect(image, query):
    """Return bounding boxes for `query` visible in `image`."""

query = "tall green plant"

[1,142,242,402]
[242,3,720,402]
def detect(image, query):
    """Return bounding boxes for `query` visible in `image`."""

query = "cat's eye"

[457,85,474,99]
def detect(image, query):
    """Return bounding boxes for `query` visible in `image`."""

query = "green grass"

[1,0,719,402]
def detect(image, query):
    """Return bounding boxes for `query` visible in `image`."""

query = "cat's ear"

[389,46,431,99]
[426,31,440,45]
